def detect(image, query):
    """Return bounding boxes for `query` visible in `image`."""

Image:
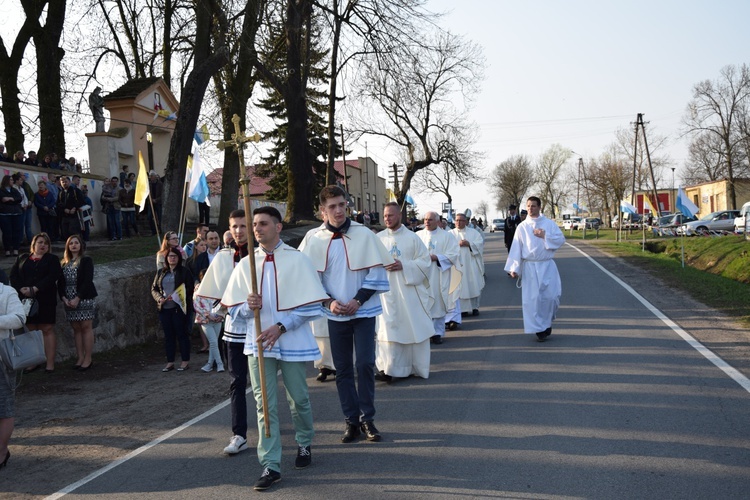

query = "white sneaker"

[216,364,225,373]
[223,435,248,455]
[201,363,213,373]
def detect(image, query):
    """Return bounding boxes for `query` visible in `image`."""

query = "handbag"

[0,325,46,371]
[21,297,39,317]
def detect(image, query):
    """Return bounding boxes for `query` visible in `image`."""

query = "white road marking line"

[568,242,750,394]
[45,389,250,499]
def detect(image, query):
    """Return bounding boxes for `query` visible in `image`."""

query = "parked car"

[578,217,601,230]
[562,217,581,230]
[490,218,505,233]
[681,210,740,236]
[656,213,697,235]
[612,214,642,229]
[734,201,750,233]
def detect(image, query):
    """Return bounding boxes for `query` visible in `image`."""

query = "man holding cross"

[222,206,328,491]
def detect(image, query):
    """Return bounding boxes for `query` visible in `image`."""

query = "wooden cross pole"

[217,114,269,437]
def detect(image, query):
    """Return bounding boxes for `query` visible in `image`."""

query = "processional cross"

[217,115,270,436]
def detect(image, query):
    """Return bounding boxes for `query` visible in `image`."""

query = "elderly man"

[417,211,460,345]
[450,212,485,317]
[505,196,565,342]
[375,202,434,381]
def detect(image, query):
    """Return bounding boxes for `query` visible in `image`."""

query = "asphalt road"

[48,231,750,499]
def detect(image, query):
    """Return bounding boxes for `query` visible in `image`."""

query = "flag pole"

[221,114,269,437]
[177,157,191,246]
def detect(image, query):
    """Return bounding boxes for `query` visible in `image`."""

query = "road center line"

[567,242,750,394]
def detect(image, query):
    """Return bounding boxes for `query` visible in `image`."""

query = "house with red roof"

[205,156,387,221]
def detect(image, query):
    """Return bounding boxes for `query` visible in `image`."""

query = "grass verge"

[586,233,750,327]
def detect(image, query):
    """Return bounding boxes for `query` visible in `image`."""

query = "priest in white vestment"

[375,202,434,380]
[417,211,461,344]
[450,212,485,316]
[504,196,565,342]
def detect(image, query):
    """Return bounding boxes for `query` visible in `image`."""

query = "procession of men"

[202,192,560,491]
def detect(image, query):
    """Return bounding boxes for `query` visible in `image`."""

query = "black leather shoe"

[536,332,547,342]
[431,335,443,345]
[360,421,381,442]
[341,423,361,443]
[374,370,392,382]
[461,312,469,318]
[316,367,336,382]
[446,321,458,331]
[472,309,479,316]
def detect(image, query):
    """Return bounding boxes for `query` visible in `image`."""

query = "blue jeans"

[159,308,191,363]
[0,214,23,251]
[107,209,122,239]
[22,208,33,243]
[327,316,377,423]
[225,340,248,439]
[121,210,138,237]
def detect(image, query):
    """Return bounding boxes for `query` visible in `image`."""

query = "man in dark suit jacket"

[504,204,521,252]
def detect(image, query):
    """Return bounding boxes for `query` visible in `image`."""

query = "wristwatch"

[276,322,287,334]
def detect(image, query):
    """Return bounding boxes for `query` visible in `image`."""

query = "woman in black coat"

[10,232,61,373]
[152,247,194,372]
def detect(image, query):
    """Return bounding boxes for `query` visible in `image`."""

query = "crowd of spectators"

[0,144,83,173]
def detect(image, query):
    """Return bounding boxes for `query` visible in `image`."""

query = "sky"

[343,0,750,219]
[2,0,749,220]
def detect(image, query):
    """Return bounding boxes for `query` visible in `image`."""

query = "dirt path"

[2,241,749,499]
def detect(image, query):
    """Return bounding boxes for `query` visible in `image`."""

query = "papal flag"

[134,151,150,213]
[170,283,187,314]
[643,195,657,215]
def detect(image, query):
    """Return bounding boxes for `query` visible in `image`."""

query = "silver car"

[681,210,740,236]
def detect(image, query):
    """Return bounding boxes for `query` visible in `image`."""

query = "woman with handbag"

[57,235,97,371]
[10,233,61,373]
[152,247,194,372]
[0,278,26,471]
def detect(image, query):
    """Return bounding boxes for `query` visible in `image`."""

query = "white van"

[734,201,750,233]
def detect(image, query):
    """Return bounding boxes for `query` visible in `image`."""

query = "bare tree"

[534,144,571,219]
[613,124,672,190]
[683,64,750,209]
[352,30,484,209]
[213,0,264,232]
[585,146,630,226]
[683,131,727,184]
[0,3,38,154]
[315,0,434,183]
[161,0,231,231]
[489,155,534,212]
[476,199,489,223]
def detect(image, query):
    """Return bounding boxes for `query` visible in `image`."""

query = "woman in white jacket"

[0,280,27,471]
